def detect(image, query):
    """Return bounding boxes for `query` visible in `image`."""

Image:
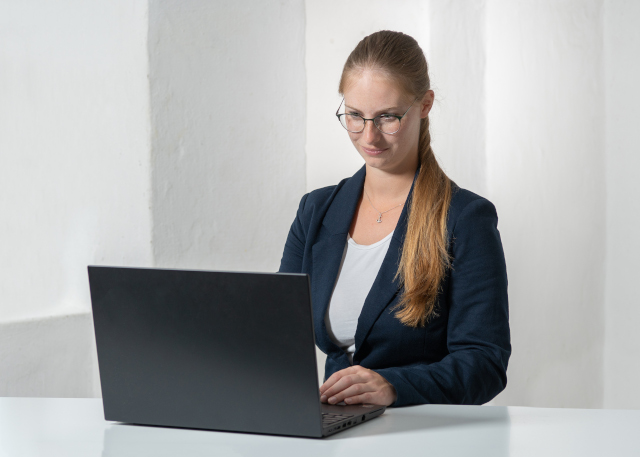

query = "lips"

[361,146,388,156]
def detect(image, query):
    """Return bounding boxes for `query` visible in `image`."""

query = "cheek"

[398,122,421,149]
[347,132,360,145]
[390,133,411,152]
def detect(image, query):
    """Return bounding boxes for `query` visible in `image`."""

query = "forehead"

[342,69,411,111]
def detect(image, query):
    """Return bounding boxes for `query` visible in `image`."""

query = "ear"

[420,90,434,118]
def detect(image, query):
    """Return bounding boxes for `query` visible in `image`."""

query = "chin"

[363,155,416,176]
[362,156,393,171]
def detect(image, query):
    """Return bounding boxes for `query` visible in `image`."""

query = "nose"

[362,118,381,143]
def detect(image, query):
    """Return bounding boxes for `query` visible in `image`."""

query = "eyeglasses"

[335,97,418,135]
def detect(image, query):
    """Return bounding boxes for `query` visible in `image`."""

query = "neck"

[364,162,418,201]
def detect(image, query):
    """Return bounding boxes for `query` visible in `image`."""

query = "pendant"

[376,214,382,223]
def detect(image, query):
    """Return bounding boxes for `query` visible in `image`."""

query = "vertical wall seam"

[146,0,156,267]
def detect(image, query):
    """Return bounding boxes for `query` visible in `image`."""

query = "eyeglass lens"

[339,115,400,134]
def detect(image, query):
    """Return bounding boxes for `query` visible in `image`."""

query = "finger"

[321,373,356,403]
[319,366,358,395]
[319,374,342,400]
[343,392,376,405]
[322,373,368,403]
[326,382,374,405]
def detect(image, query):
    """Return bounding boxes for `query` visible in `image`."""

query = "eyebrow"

[345,104,402,114]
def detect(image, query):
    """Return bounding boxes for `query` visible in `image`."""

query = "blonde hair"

[338,31,452,327]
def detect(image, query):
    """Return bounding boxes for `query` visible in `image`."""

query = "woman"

[279,31,510,407]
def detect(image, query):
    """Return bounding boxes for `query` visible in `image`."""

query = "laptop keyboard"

[322,412,355,427]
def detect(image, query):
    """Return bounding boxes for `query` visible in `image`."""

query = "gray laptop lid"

[88,266,325,437]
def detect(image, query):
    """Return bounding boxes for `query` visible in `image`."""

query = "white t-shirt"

[324,230,394,363]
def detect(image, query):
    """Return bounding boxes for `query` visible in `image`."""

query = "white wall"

[0,0,153,322]
[603,0,640,409]
[0,0,307,397]
[0,313,99,397]
[428,0,487,196]
[0,0,151,397]
[485,0,606,408]
[148,0,306,273]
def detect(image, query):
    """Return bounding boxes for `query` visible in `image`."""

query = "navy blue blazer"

[279,166,510,406]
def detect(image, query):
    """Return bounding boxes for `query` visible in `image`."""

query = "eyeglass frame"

[335,97,419,135]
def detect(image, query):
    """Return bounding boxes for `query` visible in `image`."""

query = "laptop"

[88,266,385,438]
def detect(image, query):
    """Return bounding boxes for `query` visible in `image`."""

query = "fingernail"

[320,395,327,402]
[345,398,352,404]
[329,397,336,404]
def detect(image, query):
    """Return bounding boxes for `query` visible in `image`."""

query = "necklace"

[363,186,406,223]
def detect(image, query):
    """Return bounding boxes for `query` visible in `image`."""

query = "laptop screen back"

[89,267,324,437]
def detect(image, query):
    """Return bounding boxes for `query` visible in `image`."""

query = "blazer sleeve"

[278,193,310,274]
[374,198,511,406]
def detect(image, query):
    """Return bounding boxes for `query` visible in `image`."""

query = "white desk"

[1,397,639,457]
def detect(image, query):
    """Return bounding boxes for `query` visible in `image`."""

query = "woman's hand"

[319,365,397,406]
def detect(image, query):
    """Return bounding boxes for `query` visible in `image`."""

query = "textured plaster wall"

[603,0,640,409]
[148,0,306,273]
[0,0,151,397]
[428,0,486,196]
[0,0,153,321]
[0,0,307,397]
[486,0,605,408]
[0,313,99,397]
[1,0,307,398]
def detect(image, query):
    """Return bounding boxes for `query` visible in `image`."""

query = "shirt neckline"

[347,230,395,250]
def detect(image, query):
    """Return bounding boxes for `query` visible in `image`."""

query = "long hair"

[338,31,452,327]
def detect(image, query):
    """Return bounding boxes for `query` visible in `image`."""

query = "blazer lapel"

[311,234,348,352]
[311,166,366,353]
[352,169,418,361]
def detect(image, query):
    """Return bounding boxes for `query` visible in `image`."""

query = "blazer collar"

[322,165,366,235]
[311,166,365,354]
[321,164,418,243]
